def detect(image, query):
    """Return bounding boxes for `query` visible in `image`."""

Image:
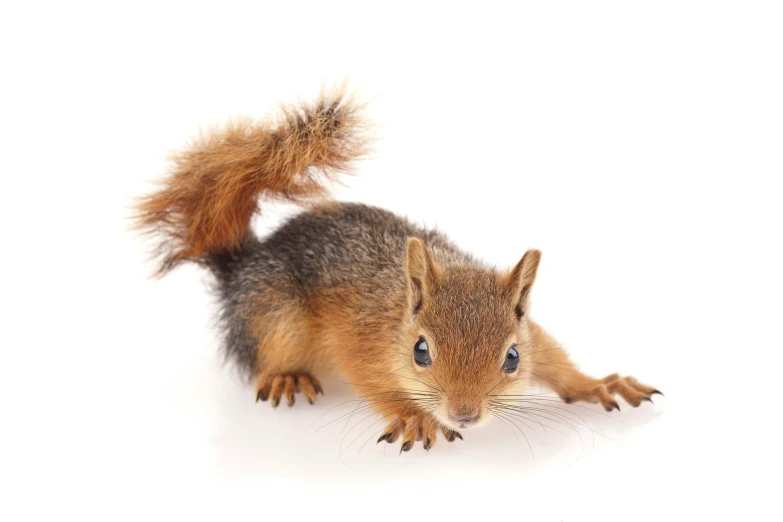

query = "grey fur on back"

[208,202,477,377]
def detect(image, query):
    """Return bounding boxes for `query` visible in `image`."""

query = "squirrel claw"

[379,414,442,452]
[255,388,268,402]
[255,372,323,408]
[564,375,660,411]
[441,426,462,442]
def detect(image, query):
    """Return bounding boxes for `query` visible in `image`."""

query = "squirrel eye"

[413,337,432,367]
[503,344,520,373]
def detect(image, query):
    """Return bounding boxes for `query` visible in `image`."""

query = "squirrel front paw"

[377,414,462,452]
[561,374,662,412]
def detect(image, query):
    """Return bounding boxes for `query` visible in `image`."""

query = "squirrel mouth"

[448,413,481,429]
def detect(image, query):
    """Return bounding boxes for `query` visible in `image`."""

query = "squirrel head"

[398,238,542,431]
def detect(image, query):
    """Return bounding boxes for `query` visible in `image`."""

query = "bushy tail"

[133,87,372,275]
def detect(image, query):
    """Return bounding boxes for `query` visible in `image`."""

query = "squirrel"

[134,87,660,452]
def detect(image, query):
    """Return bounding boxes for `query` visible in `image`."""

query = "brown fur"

[136,88,660,452]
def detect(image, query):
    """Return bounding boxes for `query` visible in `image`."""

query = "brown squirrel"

[135,87,660,451]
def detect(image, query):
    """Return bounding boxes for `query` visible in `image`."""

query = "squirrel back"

[133,87,371,275]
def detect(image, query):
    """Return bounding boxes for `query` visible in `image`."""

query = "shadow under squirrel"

[134,87,660,451]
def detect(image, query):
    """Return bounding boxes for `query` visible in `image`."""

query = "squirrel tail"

[133,86,372,275]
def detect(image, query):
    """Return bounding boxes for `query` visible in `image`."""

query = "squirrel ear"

[503,249,542,320]
[405,237,439,317]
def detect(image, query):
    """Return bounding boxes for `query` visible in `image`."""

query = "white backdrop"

[2,1,781,520]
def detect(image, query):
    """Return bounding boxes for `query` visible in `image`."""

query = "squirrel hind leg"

[249,297,327,408]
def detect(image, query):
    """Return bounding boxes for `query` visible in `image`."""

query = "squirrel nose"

[448,407,481,425]
[450,412,479,423]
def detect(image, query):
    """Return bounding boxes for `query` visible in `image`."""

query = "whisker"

[515,369,562,390]
[426,367,449,398]
[492,401,591,431]
[491,405,561,439]
[494,403,590,461]
[520,347,567,358]
[315,398,426,432]
[490,391,560,398]
[377,371,441,392]
[495,408,542,443]
[358,423,393,454]
[307,390,435,430]
[323,378,436,394]
[492,401,592,440]
[514,405,614,450]
[491,411,522,446]
[493,397,629,427]
[339,405,391,456]
[523,361,588,374]
[484,376,506,397]
[522,409,588,463]
[492,411,534,460]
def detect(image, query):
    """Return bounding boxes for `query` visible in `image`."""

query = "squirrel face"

[399,239,541,431]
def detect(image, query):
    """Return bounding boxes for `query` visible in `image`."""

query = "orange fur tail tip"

[133,85,373,275]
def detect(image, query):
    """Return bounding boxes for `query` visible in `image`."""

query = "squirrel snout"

[449,412,480,423]
[447,406,482,427]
